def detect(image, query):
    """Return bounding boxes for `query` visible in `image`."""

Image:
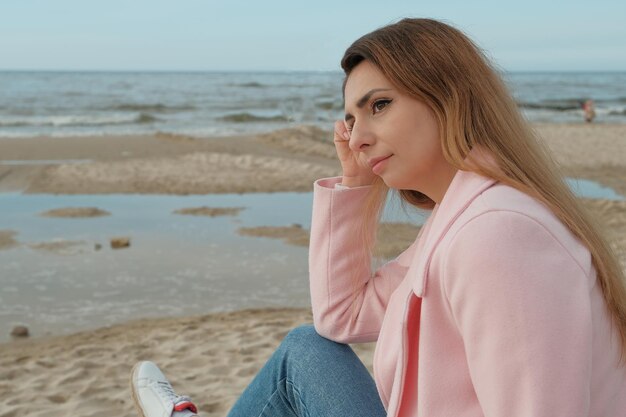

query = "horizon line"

[1,68,625,73]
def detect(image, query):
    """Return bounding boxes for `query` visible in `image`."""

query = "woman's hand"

[333,120,376,187]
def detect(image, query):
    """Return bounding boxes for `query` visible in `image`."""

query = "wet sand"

[173,207,246,217]
[237,222,422,259]
[1,124,625,195]
[39,207,111,218]
[0,126,341,194]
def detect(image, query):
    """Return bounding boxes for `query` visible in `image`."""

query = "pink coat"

[309,155,626,416]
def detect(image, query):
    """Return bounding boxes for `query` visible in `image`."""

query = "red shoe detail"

[174,401,198,414]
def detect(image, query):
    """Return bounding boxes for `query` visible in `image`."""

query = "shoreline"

[0,126,341,194]
[0,306,314,349]
[0,123,625,195]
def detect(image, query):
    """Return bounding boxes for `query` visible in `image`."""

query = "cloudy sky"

[1,0,624,71]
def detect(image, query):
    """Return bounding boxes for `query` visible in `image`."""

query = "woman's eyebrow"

[344,88,392,122]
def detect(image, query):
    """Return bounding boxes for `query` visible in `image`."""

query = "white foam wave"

[0,113,155,127]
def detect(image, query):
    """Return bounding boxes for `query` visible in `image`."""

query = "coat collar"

[411,147,498,297]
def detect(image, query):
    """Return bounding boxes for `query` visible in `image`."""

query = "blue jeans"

[226,324,387,417]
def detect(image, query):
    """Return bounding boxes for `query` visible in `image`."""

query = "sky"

[1,0,625,72]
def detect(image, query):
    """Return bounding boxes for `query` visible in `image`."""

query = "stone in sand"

[11,325,29,338]
[110,237,131,249]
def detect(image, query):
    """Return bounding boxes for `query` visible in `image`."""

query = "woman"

[130,18,626,417]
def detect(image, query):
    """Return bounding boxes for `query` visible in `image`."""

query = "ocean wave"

[0,113,160,127]
[315,101,342,111]
[596,97,626,105]
[608,108,626,116]
[558,97,626,106]
[135,113,160,123]
[227,82,266,88]
[103,103,196,112]
[517,99,584,111]
[61,91,85,97]
[218,112,289,123]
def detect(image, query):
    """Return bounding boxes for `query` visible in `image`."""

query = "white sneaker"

[131,361,199,417]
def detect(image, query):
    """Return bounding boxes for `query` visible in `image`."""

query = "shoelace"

[156,380,178,402]
[154,381,197,413]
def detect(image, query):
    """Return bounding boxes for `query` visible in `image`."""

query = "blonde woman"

[130,18,626,417]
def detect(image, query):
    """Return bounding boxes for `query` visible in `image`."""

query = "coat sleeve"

[309,177,420,343]
[443,210,593,417]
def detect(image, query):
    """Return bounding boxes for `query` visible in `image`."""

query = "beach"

[0,307,378,417]
[1,122,626,417]
[0,126,341,194]
[2,123,625,196]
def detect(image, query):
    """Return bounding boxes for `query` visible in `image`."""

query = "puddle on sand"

[0,176,620,342]
[565,177,623,201]
[0,191,425,342]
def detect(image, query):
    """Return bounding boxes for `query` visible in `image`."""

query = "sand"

[535,123,626,197]
[173,207,246,217]
[0,230,95,255]
[39,207,111,218]
[1,122,625,417]
[237,222,422,259]
[0,307,375,417]
[27,240,91,255]
[0,126,340,194]
[0,230,19,250]
[237,225,311,248]
[1,123,625,195]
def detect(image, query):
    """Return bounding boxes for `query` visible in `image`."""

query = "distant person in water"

[582,99,596,123]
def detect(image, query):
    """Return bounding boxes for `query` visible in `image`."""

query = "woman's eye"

[372,99,391,113]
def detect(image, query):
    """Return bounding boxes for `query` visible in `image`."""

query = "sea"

[0,71,625,138]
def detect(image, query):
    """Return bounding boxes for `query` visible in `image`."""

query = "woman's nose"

[348,124,373,152]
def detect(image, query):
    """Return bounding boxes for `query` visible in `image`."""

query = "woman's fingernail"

[342,132,349,140]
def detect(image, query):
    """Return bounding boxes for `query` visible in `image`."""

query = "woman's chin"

[380,177,400,189]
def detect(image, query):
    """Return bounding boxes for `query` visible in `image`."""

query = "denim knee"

[282,324,320,348]
[281,324,349,355]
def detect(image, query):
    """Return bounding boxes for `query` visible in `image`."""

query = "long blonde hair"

[341,18,626,365]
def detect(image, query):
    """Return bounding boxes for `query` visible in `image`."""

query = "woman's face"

[344,60,457,203]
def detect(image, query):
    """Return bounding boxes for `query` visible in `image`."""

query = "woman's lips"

[371,155,392,174]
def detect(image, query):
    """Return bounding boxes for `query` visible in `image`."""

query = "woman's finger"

[334,120,350,141]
